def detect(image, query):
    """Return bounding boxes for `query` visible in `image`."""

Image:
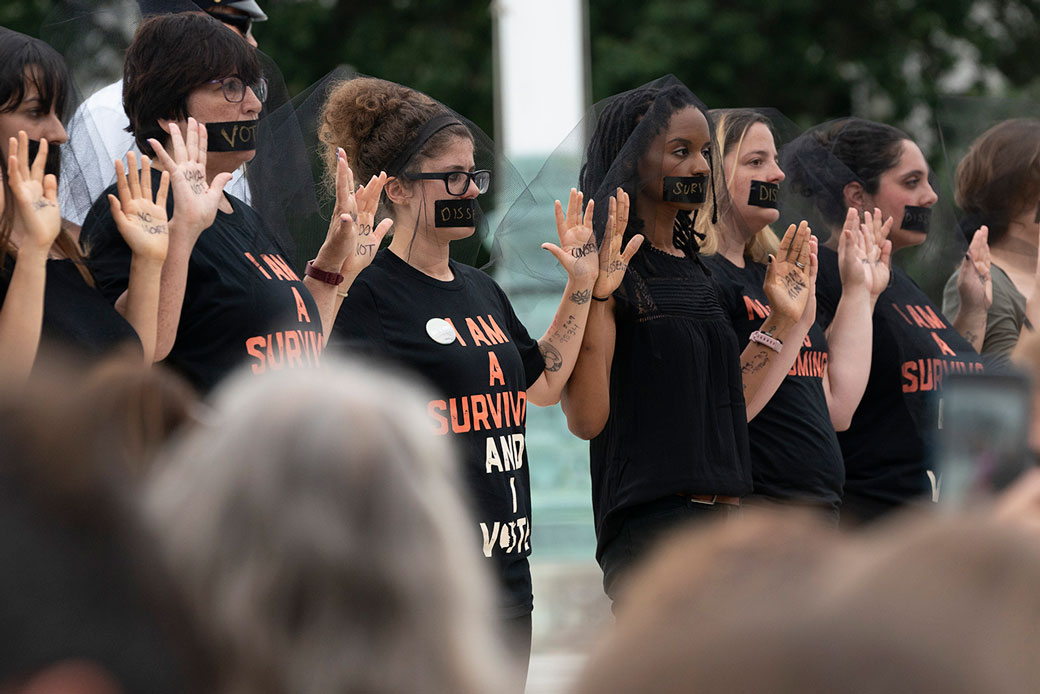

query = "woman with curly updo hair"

[318,76,629,679]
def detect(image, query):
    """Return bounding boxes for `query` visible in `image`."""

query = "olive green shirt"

[942,264,1025,357]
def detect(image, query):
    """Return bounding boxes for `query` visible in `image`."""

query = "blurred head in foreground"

[0,357,202,693]
[573,509,1040,694]
[145,356,511,694]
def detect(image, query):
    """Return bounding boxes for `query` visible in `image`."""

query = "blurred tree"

[588,0,1040,133]
[255,0,494,135]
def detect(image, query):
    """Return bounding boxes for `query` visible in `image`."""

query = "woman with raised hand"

[319,75,610,678]
[80,12,370,392]
[0,30,169,372]
[943,119,1040,361]
[700,109,892,520]
[782,117,988,523]
[560,78,814,603]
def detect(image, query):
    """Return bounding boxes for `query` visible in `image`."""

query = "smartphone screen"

[934,373,1032,507]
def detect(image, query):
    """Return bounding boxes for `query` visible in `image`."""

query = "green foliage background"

[5,0,1039,144]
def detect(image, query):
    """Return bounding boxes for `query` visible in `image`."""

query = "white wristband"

[750,330,783,353]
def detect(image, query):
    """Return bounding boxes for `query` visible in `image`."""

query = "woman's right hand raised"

[592,188,643,301]
[148,117,231,241]
[6,132,61,254]
[762,220,815,324]
[838,207,892,300]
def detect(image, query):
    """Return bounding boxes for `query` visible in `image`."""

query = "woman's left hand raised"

[108,151,170,263]
[763,220,816,324]
[592,188,643,300]
[957,225,993,313]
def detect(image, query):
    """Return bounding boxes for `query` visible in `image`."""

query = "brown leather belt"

[682,493,741,507]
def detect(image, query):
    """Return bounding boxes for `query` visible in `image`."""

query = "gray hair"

[145,356,513,694]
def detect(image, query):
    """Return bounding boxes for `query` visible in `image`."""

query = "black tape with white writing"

[901,205,931,233]
[435,199,478,227]
[205,120,259,152]
[748,180,780,209]
[662,175,708,203]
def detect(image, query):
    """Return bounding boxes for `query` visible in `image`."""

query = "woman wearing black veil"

[562,77,815,602]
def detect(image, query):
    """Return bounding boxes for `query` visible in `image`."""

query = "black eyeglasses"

[206,76,268,104]
[213,12,253,37]
[405,170,491,196]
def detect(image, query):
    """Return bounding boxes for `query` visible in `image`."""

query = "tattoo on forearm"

[741,351,770,376]
[781,271,806,300]
[964,330,979,346]
[539,340,563,372]
[570,289,591,304]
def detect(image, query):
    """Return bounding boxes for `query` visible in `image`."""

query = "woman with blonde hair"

[146,357,514,694]
[700,108,891,518]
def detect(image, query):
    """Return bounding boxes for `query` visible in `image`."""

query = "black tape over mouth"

[901,205,931,233]
[663,175,708,203]
[205,120,259,152]
[434,199,478,227]
[26,139,62,180]
[748,180,780,209]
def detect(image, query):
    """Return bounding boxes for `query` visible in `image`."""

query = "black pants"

[599,496,740,606]
[502,611,532,690]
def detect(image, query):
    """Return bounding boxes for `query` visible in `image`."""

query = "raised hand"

[544,188,598,283]
[148,117,231,241]
[326,148,393,278]
[6,132,61,253]
[763,220,814,323]
[108,151,170,263]
[957,225,993,313]
[838,207,892,299]
[592,188,643,300]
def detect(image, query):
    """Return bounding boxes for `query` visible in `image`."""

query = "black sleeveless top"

[590,246,752,562]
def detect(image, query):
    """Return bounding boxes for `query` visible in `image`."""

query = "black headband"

[385,113,464,176]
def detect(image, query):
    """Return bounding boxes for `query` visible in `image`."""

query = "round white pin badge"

[426,318,456,345]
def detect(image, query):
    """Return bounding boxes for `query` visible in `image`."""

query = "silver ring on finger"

[794,261,805,269]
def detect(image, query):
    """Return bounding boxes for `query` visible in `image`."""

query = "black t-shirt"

[80,180,322,392]
[591,247,752,563]
[706,254,843,509]
[815,246,984,506]
[0,256,141,362]
[330,249,544,618]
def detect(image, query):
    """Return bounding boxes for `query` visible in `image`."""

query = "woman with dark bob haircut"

[0,28,169,378]
[943,118,1040,360]
[782,117,989,523]
[80,13,372,392]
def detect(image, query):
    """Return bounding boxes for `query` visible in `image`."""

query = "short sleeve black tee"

[330,249,544,618]
[706,255,843,509]
[815,246,984,505]
[80,181,322,392]
[0,256,141,361]
[591,247,752,563]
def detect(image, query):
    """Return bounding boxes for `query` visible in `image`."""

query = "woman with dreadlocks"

[561,78,815,602]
